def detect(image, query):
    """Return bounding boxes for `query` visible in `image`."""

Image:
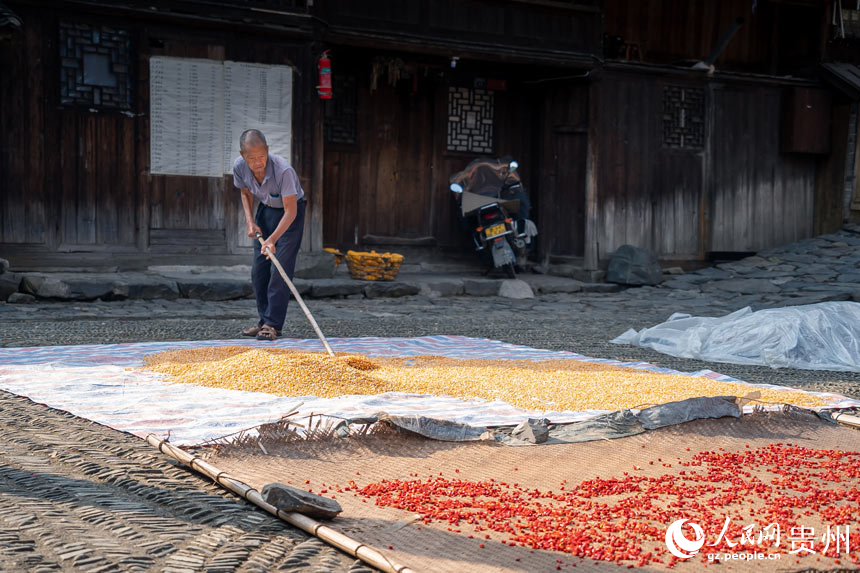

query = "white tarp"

[612,301,860,372]
[2,336,857,445]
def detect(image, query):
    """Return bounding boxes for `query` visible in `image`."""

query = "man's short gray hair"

[239,129,267,152]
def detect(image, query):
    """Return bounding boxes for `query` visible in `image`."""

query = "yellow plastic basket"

[345,250,404,281]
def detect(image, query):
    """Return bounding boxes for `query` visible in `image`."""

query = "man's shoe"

[243,325,281,337]
[256,324,279,341]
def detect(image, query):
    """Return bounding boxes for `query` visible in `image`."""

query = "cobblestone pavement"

[2,280,859,399]
[0,390,372,573]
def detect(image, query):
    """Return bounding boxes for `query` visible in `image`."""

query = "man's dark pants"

[252,199,306,331]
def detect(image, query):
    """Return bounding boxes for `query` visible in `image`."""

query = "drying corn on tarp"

[143,348,834,412]
[1,336,858,445]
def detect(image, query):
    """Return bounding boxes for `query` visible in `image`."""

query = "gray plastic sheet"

[612,302,860,372]
[348,396,749,446]
[372,412,488,441]
[498,409,646,446]
[635,396,740,430]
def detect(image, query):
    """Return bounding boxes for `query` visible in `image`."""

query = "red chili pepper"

[356,444,860,565]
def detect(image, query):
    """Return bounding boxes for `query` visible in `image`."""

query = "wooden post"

[310,68,325,252]
[583,77,600,271]
[850,104,860,221]
[699,82,716,262]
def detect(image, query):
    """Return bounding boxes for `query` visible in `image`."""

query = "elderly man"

[233,129,306,341]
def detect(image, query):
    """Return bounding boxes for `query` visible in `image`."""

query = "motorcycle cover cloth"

[611,301,860,372]
[450,158,521,197]
[460,191,519,217]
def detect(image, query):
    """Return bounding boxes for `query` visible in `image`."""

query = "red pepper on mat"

[355,444,860,567]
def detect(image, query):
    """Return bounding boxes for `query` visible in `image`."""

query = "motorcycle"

[448,157,535,278]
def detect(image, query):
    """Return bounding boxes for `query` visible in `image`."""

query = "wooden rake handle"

[256,233,335,356]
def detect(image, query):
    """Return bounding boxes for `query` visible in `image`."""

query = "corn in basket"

[345,250,404,281]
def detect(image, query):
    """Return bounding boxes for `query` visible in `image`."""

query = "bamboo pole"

[833,411,860,429]
[256,232,335,356]
[144,433,416,573]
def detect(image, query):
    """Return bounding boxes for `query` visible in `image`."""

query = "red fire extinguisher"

[317,50,332,100]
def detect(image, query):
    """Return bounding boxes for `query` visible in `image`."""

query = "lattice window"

[59,22,132,110]
[843,9,860,38]
[662,86,704,149]
[447,87,494,153]
[324,74,357,145]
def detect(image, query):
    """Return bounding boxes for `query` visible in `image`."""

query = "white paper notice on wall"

[150,57,225,177]
[223,61,293,174]
[149,56,293,177]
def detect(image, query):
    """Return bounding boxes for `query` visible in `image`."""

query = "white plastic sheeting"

[612,302,860,372]
[3,335,858,446]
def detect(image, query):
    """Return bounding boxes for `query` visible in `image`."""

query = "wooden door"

[546,129,587,257]
[58,113,138,251]
[538,85,588,259]
[361,82,436,239]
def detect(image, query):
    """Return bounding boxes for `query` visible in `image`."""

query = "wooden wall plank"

[323,149,356,247]
[136,29,151,253]
[2,1,827,267]
[80,115,97,245]
[595,73,706,261]
[25,14,47,245]
[814,103,850,235]
[322,56,543,250]
[59,114,79,246]
[1,10,49,245]
[710,85,817,253]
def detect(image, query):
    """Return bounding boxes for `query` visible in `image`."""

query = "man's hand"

[247,223,262,238]
[261,239,276,259]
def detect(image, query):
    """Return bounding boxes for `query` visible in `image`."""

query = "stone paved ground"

[1,227,859,571]
[0,391,372,573]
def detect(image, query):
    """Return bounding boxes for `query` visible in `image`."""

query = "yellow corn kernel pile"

[141,347,830,411]
[143,347,389,397]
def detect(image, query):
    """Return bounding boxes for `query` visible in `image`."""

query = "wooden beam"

[323,28,597,69]
[508,0,601,13]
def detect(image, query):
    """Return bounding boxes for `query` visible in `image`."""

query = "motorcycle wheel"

[503,262,516,279]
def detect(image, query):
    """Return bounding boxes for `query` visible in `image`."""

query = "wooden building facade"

[588,0,845,265]
[0,0,320,268]
[0,0,854,270]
